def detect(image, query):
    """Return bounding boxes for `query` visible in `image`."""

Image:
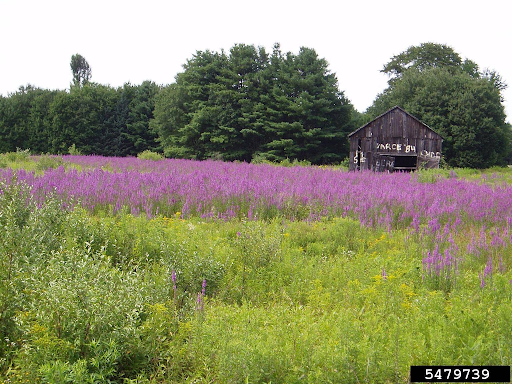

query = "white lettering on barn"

[376,143,416,153]
[375,159,394,169]
[353,151,366,164]
[420,150,441,159]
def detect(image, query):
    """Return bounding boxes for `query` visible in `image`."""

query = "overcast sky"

[1,0,511,121]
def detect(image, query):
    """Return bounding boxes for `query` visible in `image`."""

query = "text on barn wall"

[375,143,441,159]
[376,143,416,153]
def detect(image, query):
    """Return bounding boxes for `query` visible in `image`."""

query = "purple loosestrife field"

[2,155,512,287]
[1,156,511,228]
[3,155,512,382]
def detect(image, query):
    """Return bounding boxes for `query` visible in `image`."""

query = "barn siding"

[348,106,442,171]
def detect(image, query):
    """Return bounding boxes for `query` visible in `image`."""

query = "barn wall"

[349,108,442,171]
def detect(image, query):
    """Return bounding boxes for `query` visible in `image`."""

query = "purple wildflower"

[480,272,485,289]
[484,257,493,278]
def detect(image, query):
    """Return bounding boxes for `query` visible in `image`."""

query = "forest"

[0,43,510,168]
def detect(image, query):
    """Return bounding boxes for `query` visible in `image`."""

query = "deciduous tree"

[70,54,92,88]
[370,43,509,168]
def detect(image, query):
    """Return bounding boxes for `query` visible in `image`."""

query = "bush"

[5,148,31,163]
[35,154,64,172]
[67,144,82,156]
[137,150,164,161]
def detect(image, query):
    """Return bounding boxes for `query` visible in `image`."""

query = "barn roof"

[348,106,443,139]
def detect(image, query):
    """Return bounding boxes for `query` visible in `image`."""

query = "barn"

[348,106,443,172]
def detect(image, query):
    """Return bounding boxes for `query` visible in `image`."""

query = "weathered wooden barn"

[348,106,443,172]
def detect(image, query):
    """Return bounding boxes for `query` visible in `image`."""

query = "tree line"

[150,44,356,163]
[0,43,510,167]
[0,81,160,157]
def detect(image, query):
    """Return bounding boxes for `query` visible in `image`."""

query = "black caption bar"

[410,366,510,382]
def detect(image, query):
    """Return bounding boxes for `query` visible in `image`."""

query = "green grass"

[0,150,69,174]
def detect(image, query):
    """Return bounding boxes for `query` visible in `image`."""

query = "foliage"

[5,148,31,163]
[0,83,160,157]
[381,42,463,81]
[151,43,356,164]
[370,43,509,168]
[137,150,164,161]
[34,154,64,172]
[0,182,224,382]
[67,144,82,156]
[0,86,62,154]
[70,54,92,88]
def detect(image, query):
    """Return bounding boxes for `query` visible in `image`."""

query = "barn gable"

[348,106,443,171]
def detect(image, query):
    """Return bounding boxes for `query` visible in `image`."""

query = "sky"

[1,0,511,121]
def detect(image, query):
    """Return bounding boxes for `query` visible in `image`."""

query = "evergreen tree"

[125,81,161,155]
[0,86,60,153]
[48,84,118,154]
[152,43,354,164]
[104,82,161,157]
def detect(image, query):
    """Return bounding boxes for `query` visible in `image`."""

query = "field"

[1,152,512,383]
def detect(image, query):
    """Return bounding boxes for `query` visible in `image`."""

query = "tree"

[369,43,509,168]
[152,46,268,161]
[70,54,92,87]
[151,49,233,160]
[151,43,355,164]
[382,42,462,82]
[259,46,352,163]
[0,86,61,153]
[123,81,161,155]
[48,84,117,154]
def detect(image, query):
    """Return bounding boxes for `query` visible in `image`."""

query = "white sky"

[1,0,511,121]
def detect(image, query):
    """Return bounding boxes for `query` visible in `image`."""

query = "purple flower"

[172,270,177,291]
[480,272,485,289]
[484,257,493,278]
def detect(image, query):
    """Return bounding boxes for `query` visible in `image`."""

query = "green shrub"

[5,148,31,163]
[67,143,82,156]
[250,153,273,164]
[35,154,64,172]
[137,150,164,161]
[0,182,68,375]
